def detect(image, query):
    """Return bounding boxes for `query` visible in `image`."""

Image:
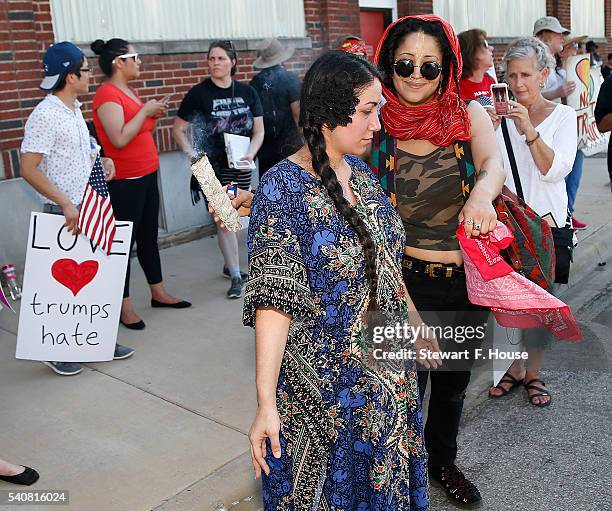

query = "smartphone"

[161,93,175,104]
[490,83,510,116]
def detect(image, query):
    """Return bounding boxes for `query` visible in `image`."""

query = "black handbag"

[551,224,573,284]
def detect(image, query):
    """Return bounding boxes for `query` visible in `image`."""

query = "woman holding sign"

[488,38,577,407]
[173,40,264,300]
[92,38,191,331]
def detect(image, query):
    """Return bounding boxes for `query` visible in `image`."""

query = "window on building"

[433,0,546,37]
[571,0,605,39]
[50,0,306,43]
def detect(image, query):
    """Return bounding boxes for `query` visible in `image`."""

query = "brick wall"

[2,0,611,180]
[397,0,434,17]
[0,0,54,179]
[0,0,360,179]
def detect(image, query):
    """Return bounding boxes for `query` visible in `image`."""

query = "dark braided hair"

[377,18,461,98]
[300,51,382,308]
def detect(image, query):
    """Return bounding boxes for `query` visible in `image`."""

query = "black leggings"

[107,172,163,298]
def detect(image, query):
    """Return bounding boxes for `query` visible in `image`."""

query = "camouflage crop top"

[396,145,463,251]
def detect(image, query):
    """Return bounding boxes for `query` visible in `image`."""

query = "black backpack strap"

[501,117,525,201]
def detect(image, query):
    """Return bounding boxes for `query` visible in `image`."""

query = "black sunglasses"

[393,59,442,80]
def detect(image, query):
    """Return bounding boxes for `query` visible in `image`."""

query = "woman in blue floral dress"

[243,51,437,511]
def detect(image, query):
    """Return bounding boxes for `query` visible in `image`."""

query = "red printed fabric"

[458,221,581,341]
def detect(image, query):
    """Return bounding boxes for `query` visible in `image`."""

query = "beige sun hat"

[563,35,588,47]
[533,16,570,36]
[253,38,295,69]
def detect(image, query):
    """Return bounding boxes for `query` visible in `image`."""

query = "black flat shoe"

[151,298,192,309]
[120,319,146,330]
[0,466,40,486]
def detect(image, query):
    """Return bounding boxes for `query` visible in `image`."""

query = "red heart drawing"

[51,259,99,296]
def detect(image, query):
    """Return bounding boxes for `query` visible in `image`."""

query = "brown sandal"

[524,378,552,407]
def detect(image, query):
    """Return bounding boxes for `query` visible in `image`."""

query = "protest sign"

[565,55,610,155]
[16,212,132,362]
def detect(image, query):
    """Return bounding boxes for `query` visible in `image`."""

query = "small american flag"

[78,154,116,255]
[475,95,494,109]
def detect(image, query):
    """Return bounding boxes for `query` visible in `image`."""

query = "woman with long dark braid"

[242,51,438,510]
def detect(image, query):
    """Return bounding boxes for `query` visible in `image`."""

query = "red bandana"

[374,14,471,146]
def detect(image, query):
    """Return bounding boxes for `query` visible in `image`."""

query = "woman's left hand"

[458,193,497,237]
[506,100,535,137]
[101,157,116,181]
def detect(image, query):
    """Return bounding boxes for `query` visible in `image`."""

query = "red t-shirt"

[459,73,496,104]
[93,82,159,179]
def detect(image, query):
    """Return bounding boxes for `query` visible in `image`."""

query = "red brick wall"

[0,0,359,179]
[2,0,611,179]
[0,0,54,179]
[398,0,434,18]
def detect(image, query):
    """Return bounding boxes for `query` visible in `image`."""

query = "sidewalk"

[0,155,610,511]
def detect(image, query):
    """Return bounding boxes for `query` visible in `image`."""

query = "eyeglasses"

[393,59,442,80]
[79,67,92,73]
[113,53,139,64]
[478,40,491,49]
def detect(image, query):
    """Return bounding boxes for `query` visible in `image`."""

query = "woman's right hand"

[413,333,442,370]
[208,188,254,228]
[142,99,168,118]
[248,404,281,478]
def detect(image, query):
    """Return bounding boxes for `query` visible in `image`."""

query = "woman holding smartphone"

[92,38,191,331]
[488,38,576,407]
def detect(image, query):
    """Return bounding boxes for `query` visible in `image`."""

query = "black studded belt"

[402,255,464,278]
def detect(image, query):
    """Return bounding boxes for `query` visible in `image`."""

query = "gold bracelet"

[525,132,540,146]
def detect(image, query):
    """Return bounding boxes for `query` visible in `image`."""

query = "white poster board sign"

[565,55,610,156]
[16,213,132,362]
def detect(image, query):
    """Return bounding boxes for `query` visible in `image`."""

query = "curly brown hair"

[458,28,487,79]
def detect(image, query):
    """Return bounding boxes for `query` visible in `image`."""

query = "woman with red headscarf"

[372,15,505,508]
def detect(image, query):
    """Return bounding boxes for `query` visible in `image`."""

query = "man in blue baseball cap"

[20,41,134,375]
[39,41,87,91]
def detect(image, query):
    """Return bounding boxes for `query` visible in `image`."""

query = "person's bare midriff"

[404,246,464,266]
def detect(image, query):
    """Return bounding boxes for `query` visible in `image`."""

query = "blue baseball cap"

[40,41,84,91]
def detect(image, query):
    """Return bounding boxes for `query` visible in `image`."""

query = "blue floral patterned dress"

[243,156,428,511]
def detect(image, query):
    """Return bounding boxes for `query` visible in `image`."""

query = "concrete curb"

[154,451,260,511]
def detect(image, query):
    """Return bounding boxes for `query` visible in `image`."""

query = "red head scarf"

[374,14,471,145]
